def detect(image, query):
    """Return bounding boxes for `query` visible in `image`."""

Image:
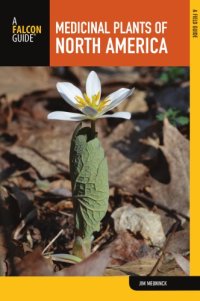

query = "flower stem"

[91,120,96,134]
[73,236,92,259]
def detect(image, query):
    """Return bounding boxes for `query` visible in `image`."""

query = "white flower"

[48,71,134,122]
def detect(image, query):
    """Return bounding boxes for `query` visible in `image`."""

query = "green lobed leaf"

[176,116,189,126]
[70,124,109,239]
[156,113,165,121]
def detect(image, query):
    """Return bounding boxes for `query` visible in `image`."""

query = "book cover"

[0,0,199,299]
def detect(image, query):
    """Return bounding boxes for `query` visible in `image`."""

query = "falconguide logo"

[12,17,42,43]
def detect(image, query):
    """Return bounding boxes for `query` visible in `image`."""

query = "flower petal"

[57,82,83,110]
[86,71,101,101]
[48,111,87,121]
[98,112,131,120]
[101,87,135,114]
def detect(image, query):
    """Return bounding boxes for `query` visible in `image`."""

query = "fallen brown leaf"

[110,231,151,265]
[15,247,111,276]
[57,247,111,276]
[106,256,157,276]
[104,118,189,218]
[145,119,189,216]
[8,146,59,178]
[0,67,57,102]
[157,258,186,276]
[172,253,189,275]
[15,248,54,276]
[165,229,189,255]
[106,257,186,276]
[117,90,148,113]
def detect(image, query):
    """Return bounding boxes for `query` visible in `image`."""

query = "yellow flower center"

[75,91,109,113]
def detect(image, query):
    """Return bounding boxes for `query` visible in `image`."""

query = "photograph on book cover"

[2,0,200,296]
[0,66,189,276]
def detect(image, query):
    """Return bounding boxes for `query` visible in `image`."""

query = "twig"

[13,219,26,240]
[93,224,110,245]
[58,210,73,217]
[42,229,64,255]
[148,220,180,276]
